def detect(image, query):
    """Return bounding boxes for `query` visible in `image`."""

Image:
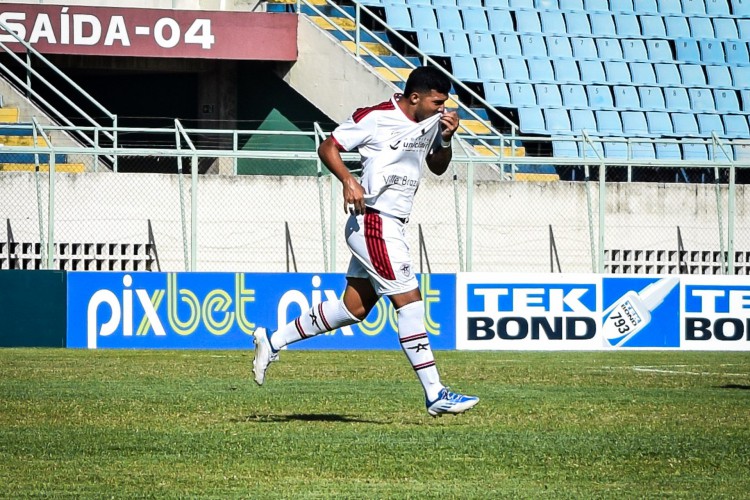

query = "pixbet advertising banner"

[457,273,750,351]
[66,272,456,350]
[0,5,297,60]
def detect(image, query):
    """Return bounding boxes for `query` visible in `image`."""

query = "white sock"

[397,301,443,401]
[270,299,358,351]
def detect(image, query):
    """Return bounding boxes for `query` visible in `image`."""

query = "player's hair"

[404,66,451,96]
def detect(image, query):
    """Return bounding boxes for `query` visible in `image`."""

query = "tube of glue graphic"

[602,276,679,348]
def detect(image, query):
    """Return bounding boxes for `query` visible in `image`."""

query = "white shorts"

[345,208,418,296]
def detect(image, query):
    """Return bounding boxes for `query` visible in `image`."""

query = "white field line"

[631,366,749,377]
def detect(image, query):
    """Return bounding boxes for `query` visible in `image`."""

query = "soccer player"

[252,66,479,417]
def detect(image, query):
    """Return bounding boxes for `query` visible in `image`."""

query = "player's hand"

[439,110,459,141]
[343,177,366,215]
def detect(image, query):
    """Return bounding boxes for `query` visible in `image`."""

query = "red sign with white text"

[0,5,297,60]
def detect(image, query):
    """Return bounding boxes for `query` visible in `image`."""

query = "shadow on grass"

[718,384,750,390]
[232,413,387,424]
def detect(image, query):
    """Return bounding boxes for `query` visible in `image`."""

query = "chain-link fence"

[1,125,749,274]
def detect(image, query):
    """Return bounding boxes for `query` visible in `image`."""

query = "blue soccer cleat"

[252,327,279,386]
[426,387,479,417]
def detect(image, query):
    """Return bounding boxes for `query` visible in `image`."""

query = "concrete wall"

[1,171,746,274]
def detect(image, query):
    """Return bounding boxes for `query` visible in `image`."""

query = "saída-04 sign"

[66,272,455,350]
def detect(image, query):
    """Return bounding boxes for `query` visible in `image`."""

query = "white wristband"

[441,138,451,148]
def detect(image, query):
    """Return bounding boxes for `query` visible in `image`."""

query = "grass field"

[1,348,749,498]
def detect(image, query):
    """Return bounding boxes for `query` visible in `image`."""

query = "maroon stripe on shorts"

[364,211,396,281]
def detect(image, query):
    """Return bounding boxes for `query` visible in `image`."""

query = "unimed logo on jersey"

[683,282,750,350]
[457,274,599,350]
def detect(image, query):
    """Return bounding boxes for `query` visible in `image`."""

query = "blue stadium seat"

[641,16,666,37]
[516,10,543,34]
[621,111,649,136]
[469,32,497,56]
[646,111,674,135]
[730,66,750,87]
[572,38,599,60]
[444,31,471,56]
[655,142,682,160]
[483,0,509,6]
[451,55,479,81]
[511,83,537,106]
[385,5,412,29]
[665,87,691,112]
[559,0,584,10]
[657,0,682,14]
[690,18,715,39]
[631,142,656,159]
[566,13,592,36]
[596,110,624,135]
[688,88,716,113]
[634,0,658,14]
[562,84,589,108]
[518,108,546,134]
[713,18,739,40]
[596,38,623,60]
[545,108,573,134]
[462,8,490,31]
[708,65,733,87]
[603,141,628,158]
[611,0,635,13]
[504,59,531,82]
[646,40,673,63]
[740,89,750,112]
[614,85,641,110]
[707,0,731,15]
[672,112,700,135]
[510,0,534,7]
[604,61,632,84]
[725,41,750,66]
[739,19,750,40]
[715,89,741,113]
[655,63,682,85]
[477,57,503,80]
[622,39,649,61]
[723,115,750,138]
[417,30,446,55]
[584,0,611,12]
[540,12,568,36]
[682,143,709,161]
[411,6,438,29]
[580,60,607,84]
[484,82,511,106]
[457,0,482,6]
[665,16,691,38]
[521,35,549,58]
[700,41,726,65]
[638,86,666,111]
[433,0,459,6]
[682,0,707,14]
[548,36,574,58]
[487,9,514,32]
[735,143,750,162]
[614,15,641,37]
[495,34,523,57]
[536,83,563,106]
[528,58,556,83]
[680,64,707,86]
[697,113,725,135]
[570,109,597,133]
[590,13,616,36]
[581,140,605,158]
[436,7,463,30]
[552,140,580,158]
[630,62,657,85]
[675,39,701,63]
[554,59,582,83]
[536,0,559,9]
[587,85,614,109]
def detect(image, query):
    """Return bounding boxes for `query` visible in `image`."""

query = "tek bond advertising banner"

[67,272,455,350]
[457,273,750,351]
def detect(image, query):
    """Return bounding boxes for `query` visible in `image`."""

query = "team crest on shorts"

[399,263,411,277]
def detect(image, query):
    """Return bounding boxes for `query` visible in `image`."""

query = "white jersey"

[331,94,442,219]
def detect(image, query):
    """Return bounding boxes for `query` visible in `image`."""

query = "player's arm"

[318,136,366,215]
[426,110,459,176]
